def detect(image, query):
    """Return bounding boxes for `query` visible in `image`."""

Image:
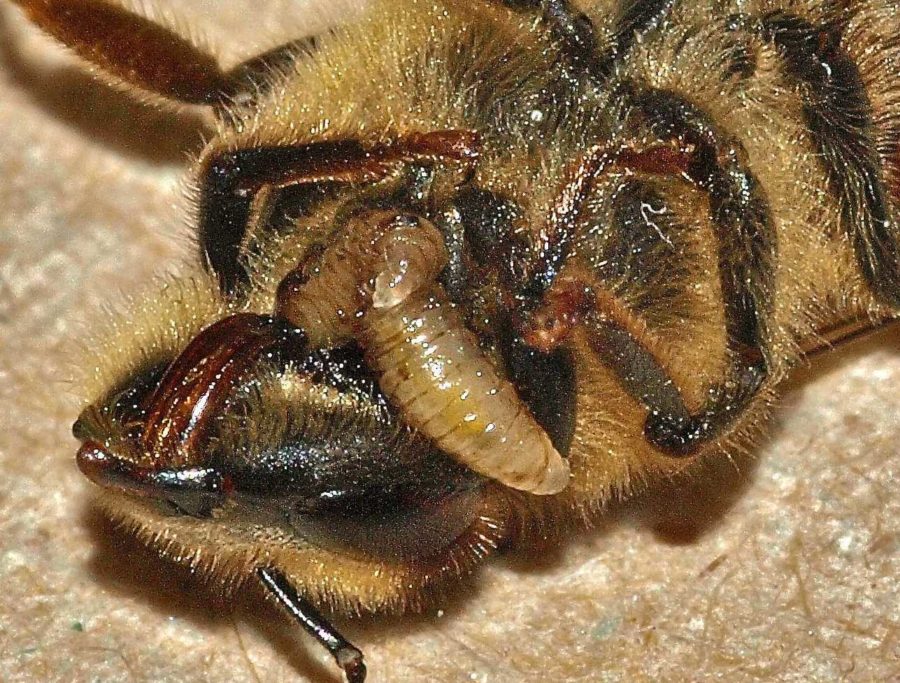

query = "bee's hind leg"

[618,90,777,455]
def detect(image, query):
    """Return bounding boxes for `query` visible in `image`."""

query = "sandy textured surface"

[1,2,898,682]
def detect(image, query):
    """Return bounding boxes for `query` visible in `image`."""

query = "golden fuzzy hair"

[57,0,900,616]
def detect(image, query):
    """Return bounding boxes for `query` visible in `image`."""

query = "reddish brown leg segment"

[198,130,481,295]
[10,0,230,104]
[799,313,900,360]
[527,142,694,292]
[231,131,481,195]
[520,274,592,353]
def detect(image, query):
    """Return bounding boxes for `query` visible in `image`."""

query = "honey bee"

[7,0,900,680]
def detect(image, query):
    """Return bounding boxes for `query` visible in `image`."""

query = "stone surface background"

[0,2,897,681]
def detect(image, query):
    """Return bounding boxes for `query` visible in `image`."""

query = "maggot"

[276,209,569,494]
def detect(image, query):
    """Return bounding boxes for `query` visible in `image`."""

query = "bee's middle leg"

[519,270,766,458]
[519,111,778,456]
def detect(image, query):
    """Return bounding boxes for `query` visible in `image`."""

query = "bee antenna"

[256,566,366,683]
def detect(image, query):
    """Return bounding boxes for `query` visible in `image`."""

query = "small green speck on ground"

[593,615,622,640]
[71,621,85,632]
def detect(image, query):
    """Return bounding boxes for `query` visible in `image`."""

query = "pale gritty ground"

[0,2,898,682]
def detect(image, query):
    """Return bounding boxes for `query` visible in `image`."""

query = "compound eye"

[222,406,487,560]
[289,478,486,560]
[213,354,489,560]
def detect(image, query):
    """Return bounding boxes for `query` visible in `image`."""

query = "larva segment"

[275,212,570,495]
[365,292,569,495]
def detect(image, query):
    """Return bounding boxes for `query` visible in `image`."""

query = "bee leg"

[7,1,326,111]
[334,164,437,230]
[501,319,578,455]
[433,202,470,302]
[197,131,481,296]
[498,0,677,80]
[623,89,777,455]
[800,313,900,360]
[748,12,900,306]
[428,183,526,303]
[7,0,231,105]
[520,268,689,423]
[522,90,778,456]
[525,143,693,294]
[522,271,764,457]
[257,567,366,683]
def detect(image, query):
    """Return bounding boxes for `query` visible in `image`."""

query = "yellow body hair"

[65,0,900,617]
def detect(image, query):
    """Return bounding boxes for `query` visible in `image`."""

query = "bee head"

[73,302,493,563]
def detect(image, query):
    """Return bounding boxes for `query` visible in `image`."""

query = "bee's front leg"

[195,131,481,296]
